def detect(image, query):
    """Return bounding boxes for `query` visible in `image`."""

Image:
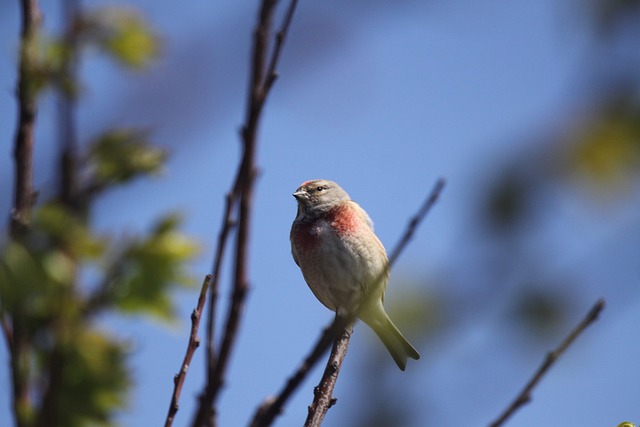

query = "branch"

[262,0,299,93]
[303,322,353,427]
[57,0,80,212]
[388,177,446,266]
[248,317,348,427]
[35,4,82,425]
[11,0,42,236]
[190,1,299,425]
[6,2,43,426]
[204,192,236,384]
[488,298,606,427]
[164,275,211,427]
[249,178,446,427]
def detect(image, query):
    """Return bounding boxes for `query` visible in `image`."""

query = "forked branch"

[188,1,300,426]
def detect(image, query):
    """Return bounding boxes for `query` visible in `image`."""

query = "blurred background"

[1,0,639,426]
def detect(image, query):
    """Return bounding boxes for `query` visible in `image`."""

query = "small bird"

[290,179,420,370]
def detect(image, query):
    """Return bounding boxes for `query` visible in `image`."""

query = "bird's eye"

[315,186,325,192]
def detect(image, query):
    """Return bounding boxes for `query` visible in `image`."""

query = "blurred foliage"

[106,214,199,318]
[35,331,130,427]
[0,234,130,427]
[509,288,570,340]
[17,6,159,98]
[0,201,197,324]
[386,285,442,344]
[565,94,640,192]
[485,170,533,232]
[0,199,197,427]
[1,3,193,426]
[88,129,166,187]
[19,31,54,99]
[80,7,161,69]
[35,203,107,259]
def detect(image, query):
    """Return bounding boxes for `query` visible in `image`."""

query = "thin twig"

[249,178,446,427]
[190,1,298,425]
[488,298,606,427]
[164,275,211,427]
[262,0,299,93]
[303,323,353,427]
[248,317,348,427]
[204,193,236,383]
[388,177,446,266]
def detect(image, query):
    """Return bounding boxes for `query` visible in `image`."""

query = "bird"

[290,179,420,370]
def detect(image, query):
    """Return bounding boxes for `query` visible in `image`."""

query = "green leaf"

[19,31,82,98]
[82,7,160,69]
[107,214,198,319]
[0,241,81,333]
[0,242,49,313]
[38,331,130,427]
[566,96,640,191]
[42,250,76,285]
[35,203,107,259]
[88,129,166,186]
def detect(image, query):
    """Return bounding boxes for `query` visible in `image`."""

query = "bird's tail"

[360,305,420,371]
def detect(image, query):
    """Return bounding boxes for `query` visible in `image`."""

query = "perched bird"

[290,179,420,370]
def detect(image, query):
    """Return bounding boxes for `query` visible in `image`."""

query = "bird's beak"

[293,190,306,201]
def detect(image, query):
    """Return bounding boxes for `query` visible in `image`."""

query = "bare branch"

[303,323,353,427]
[488,298,606,427]
[388,177,446,266]
[164,275,211,427]
[250,178,446,427]
[263,0,299,93]
[204,192,236,384]
[248,317,348,427]
[190,1,299,426]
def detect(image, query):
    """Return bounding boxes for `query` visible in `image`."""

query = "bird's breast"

[290,221,322,253]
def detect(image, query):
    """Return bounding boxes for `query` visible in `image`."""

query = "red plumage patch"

[327,203,359,236]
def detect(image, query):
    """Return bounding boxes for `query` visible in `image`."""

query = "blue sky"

[1,0,639,426]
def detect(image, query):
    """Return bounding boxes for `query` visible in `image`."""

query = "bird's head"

[293,179,350,215]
